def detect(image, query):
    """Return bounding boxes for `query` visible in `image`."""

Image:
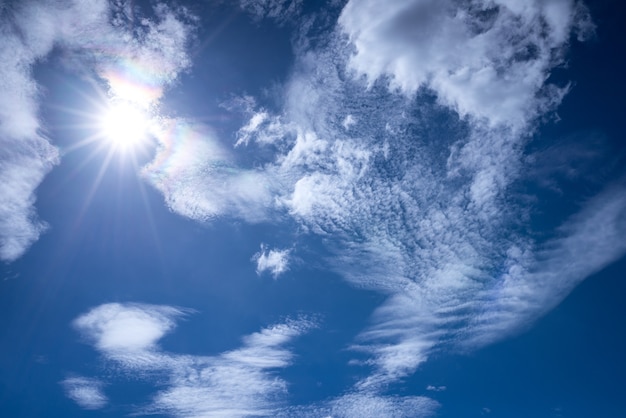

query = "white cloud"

[73,302,188,355]
[0,0,195,262]
[72,303,314,417]
[61,376,107,410]
[254,244,291,278]
[338,0,592,129]
[342,114,356,130]
[426,385,446,392]
[142,119,279,223]
[461,184,626,348]
[236,110,296,148]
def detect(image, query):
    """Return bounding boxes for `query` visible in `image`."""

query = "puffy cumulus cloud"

[71,303,315,417]
[254,244,291,278]
[0,0,195,262]
[338,0,593,129]
[73,302,188,356]
[61,376,107,410]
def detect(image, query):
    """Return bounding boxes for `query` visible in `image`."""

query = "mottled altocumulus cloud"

[238,0,303,24]
[0,0,194,261]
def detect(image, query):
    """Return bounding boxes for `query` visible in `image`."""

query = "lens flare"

[99,101,151,151]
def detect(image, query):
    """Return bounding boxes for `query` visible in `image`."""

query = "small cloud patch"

[254,244,291,279]
[61,377,107,410]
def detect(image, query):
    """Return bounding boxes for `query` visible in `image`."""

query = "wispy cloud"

[233,98,296,148]
[254,244,291,278]
[426,385,446,392]
[71,303,314,417]
[142,119,279,223]
[61,376,107,410]
[148,319,314,418]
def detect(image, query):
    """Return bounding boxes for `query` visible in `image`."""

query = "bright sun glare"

[99,101,151,151]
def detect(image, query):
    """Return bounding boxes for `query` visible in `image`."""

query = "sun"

[98,100,152,151]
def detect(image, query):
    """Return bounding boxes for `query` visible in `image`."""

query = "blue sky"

[0,0,625,417]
